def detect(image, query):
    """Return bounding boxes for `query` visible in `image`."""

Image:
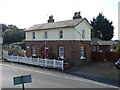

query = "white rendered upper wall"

[25,19,91,41]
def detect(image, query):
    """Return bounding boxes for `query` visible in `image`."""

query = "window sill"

[80,56,85,60]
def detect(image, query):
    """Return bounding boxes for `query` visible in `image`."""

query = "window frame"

[44,31,48,39]
[59,47,64,59]
[80,47,85,59]
[32,46,36,56]
[59,30,63,39]
[32,32,35,39]
[81,29,85,39]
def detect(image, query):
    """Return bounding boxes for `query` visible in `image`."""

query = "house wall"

[26,20,91,41]
[26,27,76,41]
[99,46,111,52]
[74,20,91,41]
[26,40,91,66]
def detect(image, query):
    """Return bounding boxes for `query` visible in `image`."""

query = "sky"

[0,0,119,40]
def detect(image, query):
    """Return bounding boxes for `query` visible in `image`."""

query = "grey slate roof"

[25,18,87,31]
[98,41,113,45]
[91,38,113,46]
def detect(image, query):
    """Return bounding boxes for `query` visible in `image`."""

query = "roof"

[91,38,113,46]
[25,18,90,31]
[98,41,113,45]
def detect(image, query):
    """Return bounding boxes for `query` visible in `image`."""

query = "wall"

[25,20,91,41]
[26,27,76,41]
[26,40,91,66]
[74,20,91,41]
[92,52,120,61]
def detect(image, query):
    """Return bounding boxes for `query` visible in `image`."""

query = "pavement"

[63,61,120,87]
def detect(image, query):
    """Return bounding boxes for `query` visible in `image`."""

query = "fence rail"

[3,50,64,70]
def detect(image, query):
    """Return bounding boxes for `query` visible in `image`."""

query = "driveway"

[64,61,120,87]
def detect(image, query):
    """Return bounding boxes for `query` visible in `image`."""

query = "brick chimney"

[73,11,82,19]
[48,15,54,23]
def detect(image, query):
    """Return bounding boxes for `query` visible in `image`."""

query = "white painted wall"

[25,20,91,41]
[26,28,76,41]
[74,20,91,41]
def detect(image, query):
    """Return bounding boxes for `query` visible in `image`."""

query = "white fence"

[3,50,64,70]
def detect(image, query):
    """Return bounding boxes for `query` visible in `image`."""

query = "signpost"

[13,75,32,90]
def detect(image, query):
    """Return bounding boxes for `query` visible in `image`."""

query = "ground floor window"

[32,46,36,56]
[59,47,64,59]
[80,47,85,59]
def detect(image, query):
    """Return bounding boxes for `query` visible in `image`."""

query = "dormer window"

[59,30,63,39]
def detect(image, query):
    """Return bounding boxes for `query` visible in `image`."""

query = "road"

[1,62,119,88]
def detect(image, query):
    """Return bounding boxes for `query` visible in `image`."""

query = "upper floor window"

[32,32,35,39]
[82,29,85,39]
[44,31,48,39]
[59,30,63,39]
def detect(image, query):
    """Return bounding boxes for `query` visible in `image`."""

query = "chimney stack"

[73,11,82,19]
[48,15,54,23]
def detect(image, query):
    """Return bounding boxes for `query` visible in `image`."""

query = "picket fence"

[3,50,64,70]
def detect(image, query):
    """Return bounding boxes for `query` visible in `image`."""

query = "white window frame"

[59,30,63,39]
[44,31,48,39]
[82,29,85,39]
[32,47,36,56]
[32,32,35,39]
[59,47,64,59]
[80,47,85,59]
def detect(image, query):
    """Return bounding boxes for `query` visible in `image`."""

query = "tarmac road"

[1,62,119,89]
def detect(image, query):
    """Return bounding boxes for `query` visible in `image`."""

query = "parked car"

[115,58,120,69]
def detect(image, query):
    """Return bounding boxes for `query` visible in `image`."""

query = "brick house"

[0,24,3,56]
[24,12,92,66]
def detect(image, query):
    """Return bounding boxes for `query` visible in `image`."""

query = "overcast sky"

[0,0,119,40]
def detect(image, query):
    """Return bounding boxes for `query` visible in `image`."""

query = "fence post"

[30,57,32,64]
[53,59,55,68]
[12,54,13,62]
[24,56,26,63]
[62,60,64,71]
[17,55,19,62]
[37,57,39,65]
[45,58,47,67]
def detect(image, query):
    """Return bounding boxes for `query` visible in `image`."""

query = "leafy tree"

[19,39,26,50]
[114,42,120,52]
[3,29,14,44]
[3,24,25,44]
[2,24,8,32]
[91,13,114,40]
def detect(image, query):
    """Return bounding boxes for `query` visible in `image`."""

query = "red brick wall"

[26,40,91,66]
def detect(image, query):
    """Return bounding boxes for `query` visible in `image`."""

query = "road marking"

[1,63,118,88]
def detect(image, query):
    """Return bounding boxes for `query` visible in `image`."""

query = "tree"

[3,24,25,44]
[114,42,120,52]
[91,13,114,40]
[2,24,8,32]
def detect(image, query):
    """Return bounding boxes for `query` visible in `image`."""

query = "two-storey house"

[24,12,92,66]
